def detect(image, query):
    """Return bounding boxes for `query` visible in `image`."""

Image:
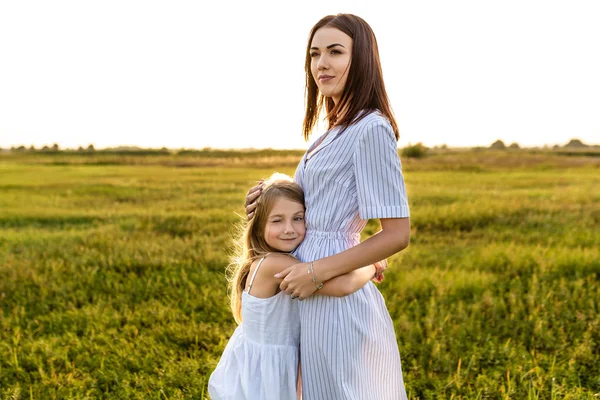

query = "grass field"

[0,149,599,399]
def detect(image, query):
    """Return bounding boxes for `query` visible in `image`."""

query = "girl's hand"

[372,259,387,283]
[245,180,264,220]
[275,262,319,300]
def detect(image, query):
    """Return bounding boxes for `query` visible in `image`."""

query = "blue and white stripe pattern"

[293,111,410,400]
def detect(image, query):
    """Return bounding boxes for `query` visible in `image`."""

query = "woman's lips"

[319,75,334,82]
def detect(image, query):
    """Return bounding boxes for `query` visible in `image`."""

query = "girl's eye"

[310,52,319,58]
[271,220,281,223]
[331,50,341,55]
[294,217,304,221]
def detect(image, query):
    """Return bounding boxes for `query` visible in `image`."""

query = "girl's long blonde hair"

[227,173,305,323]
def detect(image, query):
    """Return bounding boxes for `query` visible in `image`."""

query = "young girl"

[208,173,376,400]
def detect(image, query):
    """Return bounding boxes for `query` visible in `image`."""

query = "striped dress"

[293,111,410,400]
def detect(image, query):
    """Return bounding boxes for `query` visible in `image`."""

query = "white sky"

[1,0,599,150]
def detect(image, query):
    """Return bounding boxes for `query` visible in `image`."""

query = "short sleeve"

[353,120,410,219]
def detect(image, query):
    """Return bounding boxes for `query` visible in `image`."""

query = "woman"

[246,13,410,399]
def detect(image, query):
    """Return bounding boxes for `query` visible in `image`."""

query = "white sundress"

[293,111,410,400]
[208,257,301,400]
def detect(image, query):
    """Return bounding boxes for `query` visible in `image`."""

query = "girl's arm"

[317,265,375,297]
[276,218,410,299]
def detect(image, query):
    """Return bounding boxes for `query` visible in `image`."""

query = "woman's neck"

[330,97,352,127]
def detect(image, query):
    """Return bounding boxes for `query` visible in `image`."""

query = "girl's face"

[310,27,353,105]
[264,197,306,253]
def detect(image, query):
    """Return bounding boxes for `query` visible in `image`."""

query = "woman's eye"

[294,217,304,221]
[271,220,281,223]
[331,50,341,55]
[310,52,319,58]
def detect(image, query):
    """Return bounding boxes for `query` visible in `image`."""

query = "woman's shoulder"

[347,110,392,132]
[344,110,394,142]
[361,110,391,126]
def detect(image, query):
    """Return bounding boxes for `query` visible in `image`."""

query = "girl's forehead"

[269,197,304,213]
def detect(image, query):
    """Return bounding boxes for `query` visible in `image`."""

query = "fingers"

[290,293,305,301]
[372,259,387,284]
[277,266,295,293]
[275,263,315,300]
[374,259,388,276]
[286,282,317,300]
[274,266,293,280]
[246,186,262,204]
[245,181,264,203]
[372,272,385,283]
[282,281,296,296]
[245,181,264,220]
[245,202,258,220]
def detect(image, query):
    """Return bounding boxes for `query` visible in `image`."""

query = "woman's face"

[310,27,353,105]
[264,197,306,253]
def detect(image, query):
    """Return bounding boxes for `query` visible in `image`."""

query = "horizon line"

[1,139,598,152]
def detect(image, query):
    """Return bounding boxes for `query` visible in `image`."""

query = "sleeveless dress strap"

[247,256,267,295]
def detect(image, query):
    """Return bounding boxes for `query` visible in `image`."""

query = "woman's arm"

[317,265,376,297]
[276,218,409,299]
[318,218,409,281]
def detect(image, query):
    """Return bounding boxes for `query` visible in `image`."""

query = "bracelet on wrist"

[308,261,324,290]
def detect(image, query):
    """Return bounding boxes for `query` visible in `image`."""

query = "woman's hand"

[372,259,387,283]
[275,262,319,300]
[245,180,264,220]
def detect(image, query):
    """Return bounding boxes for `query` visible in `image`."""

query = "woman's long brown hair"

[227,173,305,323]
[303,13,399,141]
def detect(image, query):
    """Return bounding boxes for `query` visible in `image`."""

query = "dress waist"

[305,230,360,240]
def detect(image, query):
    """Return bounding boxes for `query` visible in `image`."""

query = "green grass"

[0,150,599,399]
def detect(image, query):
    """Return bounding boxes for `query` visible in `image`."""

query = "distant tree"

[41,145,50,152]
[508,142,520,149]
[77,146,84,152]
[553,144,560,149]
[29,145,36,152]
[564,139,587,148]
[51,143,59,152]
[159,146,170,154]
[401,143,428,158]
[87,144,95,152]
[490,140,506,150]
[16,145,26,152]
